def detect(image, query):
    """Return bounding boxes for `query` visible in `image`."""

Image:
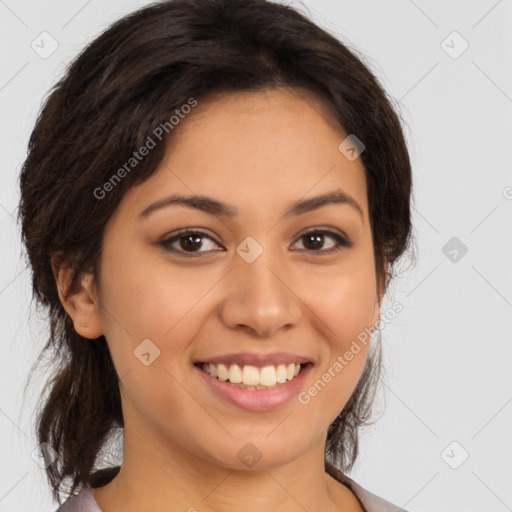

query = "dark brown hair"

[18,0,414,503]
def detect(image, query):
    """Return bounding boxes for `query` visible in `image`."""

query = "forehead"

[121,87,368,223]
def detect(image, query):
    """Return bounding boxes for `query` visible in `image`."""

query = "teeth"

[276,364,287,383]
[209,363,218,378]
[259,366,276,386]
[242,365,260,385]
[228,364,243,383]
[218,363,229,381]
[201,362,303,387]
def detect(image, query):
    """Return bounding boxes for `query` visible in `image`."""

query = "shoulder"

[54,484,102,512]
[325,461,410,512]
[54,467,119,511]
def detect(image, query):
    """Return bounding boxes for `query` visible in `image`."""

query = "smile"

[199,362,302,389]
[194,358,314,411]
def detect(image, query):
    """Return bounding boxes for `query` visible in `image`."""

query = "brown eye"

[177,233,203,252]
[159,229,223,256]
[293,229,352,254]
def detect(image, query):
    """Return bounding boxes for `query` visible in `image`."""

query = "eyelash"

[158,228,352,257]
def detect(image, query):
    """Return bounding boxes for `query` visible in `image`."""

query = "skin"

[54,87,387,512]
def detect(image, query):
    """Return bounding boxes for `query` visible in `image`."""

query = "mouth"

[194,361,312,390]
[193,352,314,411]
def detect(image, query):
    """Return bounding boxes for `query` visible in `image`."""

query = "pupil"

[304,234,323,250]
[181,234,202,251]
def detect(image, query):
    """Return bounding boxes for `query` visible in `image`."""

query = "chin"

[199,436,311,472]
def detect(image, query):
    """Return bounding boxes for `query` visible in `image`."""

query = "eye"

[158,227,352,257]
[292,229,352,254]
[158,229,224,256]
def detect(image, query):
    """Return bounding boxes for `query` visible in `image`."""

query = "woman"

[18,1,414,510]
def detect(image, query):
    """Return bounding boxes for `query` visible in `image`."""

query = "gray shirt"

[55,464,409,512]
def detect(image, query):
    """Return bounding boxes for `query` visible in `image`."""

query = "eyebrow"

[138,190,363,221]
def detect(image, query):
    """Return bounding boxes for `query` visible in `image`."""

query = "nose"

[219,248,303,338]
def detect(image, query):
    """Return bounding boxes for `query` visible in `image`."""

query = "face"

[84,87,383,471]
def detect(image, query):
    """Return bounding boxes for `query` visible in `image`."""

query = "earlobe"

[51,255,103,339]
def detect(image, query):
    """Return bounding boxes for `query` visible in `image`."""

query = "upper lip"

[194,352,313,367]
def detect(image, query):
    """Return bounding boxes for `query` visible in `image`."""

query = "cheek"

[95,252,216,435]
[299,256,378,420]
[309,253,379,350]
[96,245,224,374]
[98,237,176,333]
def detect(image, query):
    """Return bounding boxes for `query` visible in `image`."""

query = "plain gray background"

[1,1,511,511]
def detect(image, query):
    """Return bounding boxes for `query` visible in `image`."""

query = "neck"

[91,422,359,512]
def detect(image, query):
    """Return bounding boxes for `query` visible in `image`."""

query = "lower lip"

[195,364,313,411]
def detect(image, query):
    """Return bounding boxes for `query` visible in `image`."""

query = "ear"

[51,254,103,339]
